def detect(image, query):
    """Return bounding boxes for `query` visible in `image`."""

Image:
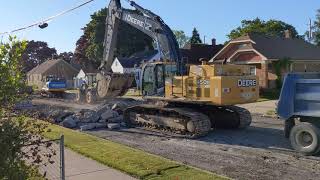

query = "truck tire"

[289,122,320,156]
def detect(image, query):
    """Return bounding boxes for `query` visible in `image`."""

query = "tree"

[173,30,190,48]
[306,9,320,46]
[0,37,52,179]
[190,28,202,44]
[21,40,57,73]
[227,18,299,40]
[273,57,292,89]
[0,37,27,104]
[57,51,74,64]
[315,10,320,46]
[73,32,90,68]
[74,8,154,69]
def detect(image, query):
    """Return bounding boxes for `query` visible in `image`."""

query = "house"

[74,68,99,88]
[27,59,79,89]
[180,39,223,65]
[210,32,320,89]
[111,50,159,74]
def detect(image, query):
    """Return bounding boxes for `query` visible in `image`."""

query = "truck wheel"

[289,122,320,156]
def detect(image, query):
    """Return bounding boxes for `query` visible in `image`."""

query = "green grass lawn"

[42,121,227,180]
[258,90,280,102]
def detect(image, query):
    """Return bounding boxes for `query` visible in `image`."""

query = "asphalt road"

[88,115,320,180]
[32,98,320,180]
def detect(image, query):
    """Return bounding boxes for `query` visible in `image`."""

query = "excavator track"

[208,105,252,129]
[123,104,211,138]
[225,106,252,129]
[162,101,252,130]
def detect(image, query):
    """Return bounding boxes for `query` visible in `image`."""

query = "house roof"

[27,59,60,75]
[27,59,78,76]
[81,64,99,74]
[228,33,320,60]
[117,50,158,68]
[180,43,223,64]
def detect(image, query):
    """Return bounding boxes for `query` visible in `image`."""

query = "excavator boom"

[96,0,183,99]
[100,0,182,72]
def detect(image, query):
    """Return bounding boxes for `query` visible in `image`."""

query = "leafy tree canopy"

[56,51,74,64]
[74,8,154,68]
[190,28,202,44]
[306,9,320,46]
[0,37,52,179]
[0,37,27,104]
[21,40,57,73]
[227,18,299,40]
[173,30,190,48]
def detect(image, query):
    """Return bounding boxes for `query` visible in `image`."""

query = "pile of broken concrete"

[16,100,138,131]
[54,103,127,131]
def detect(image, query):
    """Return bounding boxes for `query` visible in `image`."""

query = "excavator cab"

[141,62,177,96]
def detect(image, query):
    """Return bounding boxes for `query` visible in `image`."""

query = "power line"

[0,0,95,35]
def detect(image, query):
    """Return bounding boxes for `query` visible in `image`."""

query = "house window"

[115,61,119,66]
[250,66,256,75]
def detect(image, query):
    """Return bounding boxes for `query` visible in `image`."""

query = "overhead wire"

[0,0,95,36]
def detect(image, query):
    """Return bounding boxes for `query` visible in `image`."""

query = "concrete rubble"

[60,115,78,129]
[24,101,130,131]
[107,123,121,130]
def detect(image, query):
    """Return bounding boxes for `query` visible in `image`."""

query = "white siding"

[76,69,86,79]
[74,69,86,88]
[111,58,124,73]
[123,68,135,74]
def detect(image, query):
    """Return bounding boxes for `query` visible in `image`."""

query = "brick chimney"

[284,30,292,39]
[211,38,216,45]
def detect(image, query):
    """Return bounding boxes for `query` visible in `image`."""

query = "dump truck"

[41,76,67,98]
[278,73,320,155]
[78,0,259,137]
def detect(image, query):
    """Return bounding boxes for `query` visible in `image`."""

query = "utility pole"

[203,35,206,44]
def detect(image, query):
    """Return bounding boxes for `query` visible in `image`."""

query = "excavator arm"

[92,0,183,100]
[100,0,182,73]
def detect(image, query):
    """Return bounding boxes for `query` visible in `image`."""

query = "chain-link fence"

[22,135,65,180]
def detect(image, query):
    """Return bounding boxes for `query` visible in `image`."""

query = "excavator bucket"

[96,73,134,99]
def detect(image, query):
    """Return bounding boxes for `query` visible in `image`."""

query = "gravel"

[31,97,320,179]
[87,115,320,180]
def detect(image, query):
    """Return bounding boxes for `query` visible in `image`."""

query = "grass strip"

[41,121,228,180]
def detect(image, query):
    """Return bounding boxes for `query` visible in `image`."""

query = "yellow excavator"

[79,0,259,137]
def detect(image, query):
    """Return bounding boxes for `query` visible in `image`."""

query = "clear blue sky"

[0,0,319,53]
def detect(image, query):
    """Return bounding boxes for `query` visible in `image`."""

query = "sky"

[0,0,319,53]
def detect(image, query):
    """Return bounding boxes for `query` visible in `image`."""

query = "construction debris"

[107,123,121,130]
[19,99,133,131]
[60,115,78,128]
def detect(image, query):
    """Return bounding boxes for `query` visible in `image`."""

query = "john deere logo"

[238,79,257,87]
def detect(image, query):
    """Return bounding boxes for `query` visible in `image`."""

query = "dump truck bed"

[277,73,320,120]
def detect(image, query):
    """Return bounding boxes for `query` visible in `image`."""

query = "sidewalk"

[238,100,277,115]
[64,148,136,180]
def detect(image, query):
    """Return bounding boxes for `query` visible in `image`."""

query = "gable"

[77,69,86,79]
[111,58,124,73]
[43,61,78,79]
[212,33,320,63]
[230,51,263,63]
